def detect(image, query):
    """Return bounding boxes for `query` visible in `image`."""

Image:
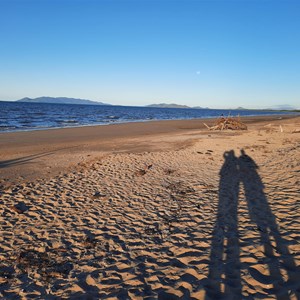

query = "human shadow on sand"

[206,149,299,299]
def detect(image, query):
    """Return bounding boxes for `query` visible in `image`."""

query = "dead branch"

[204,116,247,131]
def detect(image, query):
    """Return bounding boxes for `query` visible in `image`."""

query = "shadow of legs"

[207,150,242,298]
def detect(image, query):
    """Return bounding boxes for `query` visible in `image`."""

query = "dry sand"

[0,115,300,299]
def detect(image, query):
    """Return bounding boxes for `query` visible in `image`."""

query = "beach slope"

[0,115,300,299]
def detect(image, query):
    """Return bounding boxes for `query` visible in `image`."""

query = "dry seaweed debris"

[204,115,247,131]
[0,248,73,286]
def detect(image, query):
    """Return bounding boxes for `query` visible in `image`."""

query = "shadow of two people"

[206,149,299,299]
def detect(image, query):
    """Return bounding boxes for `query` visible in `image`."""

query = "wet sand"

[0,115,300,299]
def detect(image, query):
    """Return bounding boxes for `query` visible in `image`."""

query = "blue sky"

[0,0,299,108]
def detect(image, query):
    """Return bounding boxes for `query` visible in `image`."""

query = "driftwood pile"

[204,116,247,131]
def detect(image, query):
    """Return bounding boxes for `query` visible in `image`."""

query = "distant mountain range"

[146,103,209,109]
[267,104,297,110]
[147,103,299,110]
[17,97,109,106]
[13,97,298,111]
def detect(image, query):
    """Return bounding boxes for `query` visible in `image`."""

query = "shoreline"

[1,111,299,134]
[1,113,298,136]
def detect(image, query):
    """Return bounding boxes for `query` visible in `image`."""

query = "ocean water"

[0,101,295,133]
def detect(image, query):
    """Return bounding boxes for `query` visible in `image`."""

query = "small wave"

[0,125,17,131]
[32,112,46,116]
[57,120,79,124]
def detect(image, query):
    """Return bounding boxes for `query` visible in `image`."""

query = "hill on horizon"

[147,103,209,109]
[147,103,190,109]
[17,97,110,106]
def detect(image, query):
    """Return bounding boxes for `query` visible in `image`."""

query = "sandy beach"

[0,115,300,299]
